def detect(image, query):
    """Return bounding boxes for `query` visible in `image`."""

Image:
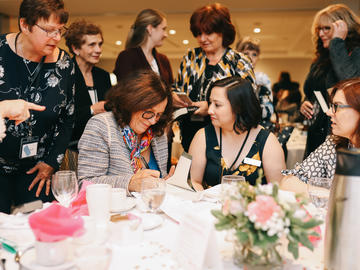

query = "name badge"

[19,136,39,159]
[243,157,261,167]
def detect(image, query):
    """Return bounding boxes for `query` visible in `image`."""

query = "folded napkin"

[69,180,93,216]
[29,203,84,242]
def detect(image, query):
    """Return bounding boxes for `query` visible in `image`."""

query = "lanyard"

[220,128,250,171]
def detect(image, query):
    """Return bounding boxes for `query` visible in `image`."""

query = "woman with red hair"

[172,3,255,152]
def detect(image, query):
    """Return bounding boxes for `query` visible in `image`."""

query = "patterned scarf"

[122,125,154,173]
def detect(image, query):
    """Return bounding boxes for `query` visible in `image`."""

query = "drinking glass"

[51,170,79,207]
[307,177,332,219]
[221,175,245,203]
[141,178,166,213]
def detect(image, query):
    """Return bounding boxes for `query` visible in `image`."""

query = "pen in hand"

[140,156,150,169]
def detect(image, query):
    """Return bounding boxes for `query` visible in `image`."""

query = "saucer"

[140,213,163,231]
[19,247,75,270]
[111,198,137,213]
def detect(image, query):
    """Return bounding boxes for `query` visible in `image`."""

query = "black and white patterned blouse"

[282,136,336,183]
[0,34,75,173]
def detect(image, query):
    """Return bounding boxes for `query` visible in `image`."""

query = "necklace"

[14,32,42,77]
[220,128,250,171]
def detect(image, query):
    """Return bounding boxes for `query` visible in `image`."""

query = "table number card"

[175,212,223,270]
[166,152,194,191]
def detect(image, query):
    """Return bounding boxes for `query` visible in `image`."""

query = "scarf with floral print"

[123,125,154,173]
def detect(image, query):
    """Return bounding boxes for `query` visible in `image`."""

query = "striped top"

[78,112,168,191]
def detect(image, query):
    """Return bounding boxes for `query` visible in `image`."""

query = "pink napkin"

[29,203,84,242]
[69,180,93,216]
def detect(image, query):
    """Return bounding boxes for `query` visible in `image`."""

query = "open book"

[166,152,194,191]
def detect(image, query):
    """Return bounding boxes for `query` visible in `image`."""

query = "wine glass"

[141,178,166,214]
[307,177,332,219]
[52,170,79,207]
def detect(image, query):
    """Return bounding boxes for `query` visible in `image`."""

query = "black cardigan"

[71,59,111,145]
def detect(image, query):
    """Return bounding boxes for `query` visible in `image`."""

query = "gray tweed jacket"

[78,112,168,190]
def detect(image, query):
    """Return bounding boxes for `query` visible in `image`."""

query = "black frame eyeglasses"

[141,111,163,121]
[330,103,351,113]
[316,26,331,34]
[35,24,68,37]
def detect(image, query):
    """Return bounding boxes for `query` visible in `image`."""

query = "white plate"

[110,198,137,213]
[140,214,163,231]
[19,248,75,270]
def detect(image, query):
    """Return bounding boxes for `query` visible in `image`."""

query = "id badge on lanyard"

[19,120,39,159]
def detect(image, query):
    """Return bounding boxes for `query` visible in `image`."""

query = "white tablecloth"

[0,185,324,270]
[286,128,307,169]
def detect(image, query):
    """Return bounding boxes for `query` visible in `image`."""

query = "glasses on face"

[316,25,331,34]
[35,24,68,38]
[142,111,163,121]
[330,103,351,113]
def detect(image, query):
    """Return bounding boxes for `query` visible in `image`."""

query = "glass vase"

[233,240,283,270]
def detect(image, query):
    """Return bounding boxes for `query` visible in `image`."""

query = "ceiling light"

[169,29,176,35]
[182,40,189,45]
[253,28,261,34]
[115,40,122,46]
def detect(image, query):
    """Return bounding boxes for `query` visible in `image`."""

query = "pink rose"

[247,195,281,225]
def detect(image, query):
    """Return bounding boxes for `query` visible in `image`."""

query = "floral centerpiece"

[211,181,322,269]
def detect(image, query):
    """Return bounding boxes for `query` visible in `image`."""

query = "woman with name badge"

[0,0,74,214]
[189,77,285,191]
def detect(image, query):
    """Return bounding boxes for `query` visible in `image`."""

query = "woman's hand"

[172,92,189,108]
[27,162,54,197]
[163,165,175,180]
[300,101,314,119]
[331,20,348,40]
[128,169,160,192]
[0,99,45,125]
[193,101,209,116]
[91,101,107,115]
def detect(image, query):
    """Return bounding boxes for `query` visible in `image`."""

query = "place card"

[166,152,194,191]
[174,212,223,270]
[314,91,329,113]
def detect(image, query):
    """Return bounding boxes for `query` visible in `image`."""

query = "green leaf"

[272,184,279,198]
[302,218,323,229]
[211,210,224,219]
[288,241,299,259]
[299,233,314,251]
[236,231,249,244]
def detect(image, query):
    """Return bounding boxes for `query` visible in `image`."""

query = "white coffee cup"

[86,184,111,224]
[110,188,126,211]
[35,239,68,266]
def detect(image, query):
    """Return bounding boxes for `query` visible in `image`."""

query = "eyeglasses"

[316,26,331,34]
[330,103,351,113]
[142,111,163,121]
[35,24,68,37]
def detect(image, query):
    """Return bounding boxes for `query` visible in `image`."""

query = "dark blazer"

[113,47,173,87]
[71,59,111,145]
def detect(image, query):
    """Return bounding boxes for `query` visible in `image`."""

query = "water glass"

[307,177,332,218]
[221,175,245,202]
[141,178,166,213]
[51,170,78,207]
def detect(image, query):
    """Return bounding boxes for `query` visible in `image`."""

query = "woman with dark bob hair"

[78,70,174,192]
[0,0,74,213]
[65,20,111,150]
[172,3,255,152]
[189,77,285,190]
